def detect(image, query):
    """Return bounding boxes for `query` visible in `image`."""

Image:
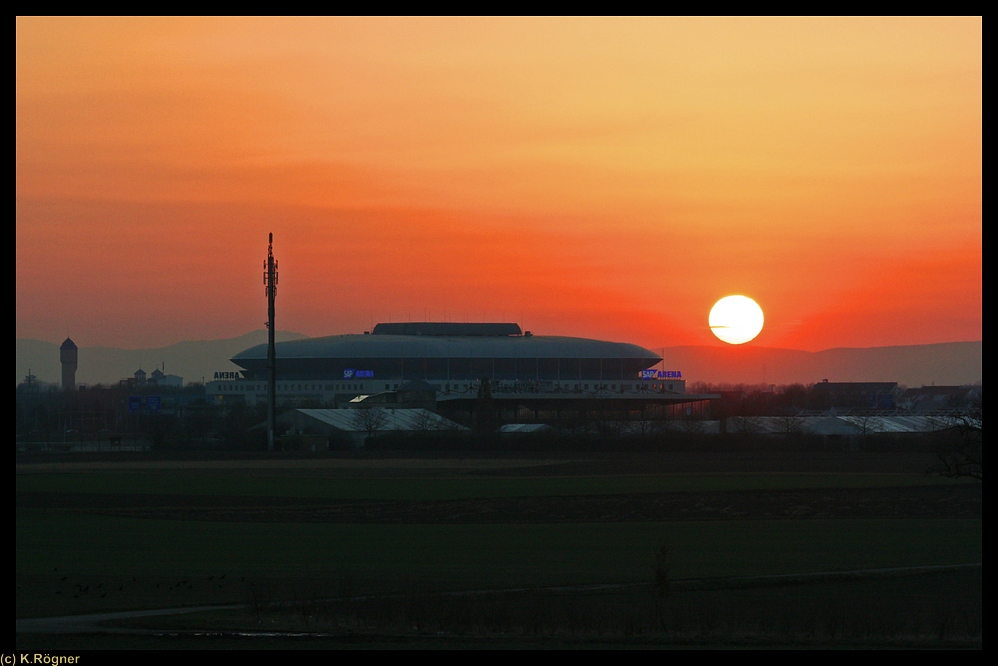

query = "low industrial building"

[808,381,901,410]
[897,385,982,413]
[722,414,964,436]
[279,407,469,448]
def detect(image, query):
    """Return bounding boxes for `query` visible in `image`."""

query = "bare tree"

[474,378,497,434]
[593,406,624,439]
[352,407,388,442]
[931,400,982,482]
[854,414,884,436]
[676,418,705,435]
[774,413,805,437]
[730,415,763,436]
[412,409,437,433]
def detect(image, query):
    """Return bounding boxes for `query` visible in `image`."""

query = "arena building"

[206,323,711,418]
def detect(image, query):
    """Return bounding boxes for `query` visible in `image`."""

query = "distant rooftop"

[811,381,898,393]
[372,322,523,337]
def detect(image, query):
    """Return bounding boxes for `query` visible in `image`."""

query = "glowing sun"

[709,295,764,344]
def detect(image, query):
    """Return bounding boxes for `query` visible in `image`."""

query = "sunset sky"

[16,17,981,352]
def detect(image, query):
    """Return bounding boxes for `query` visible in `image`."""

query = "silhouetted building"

[60,338,78,391]
[148,367,184,387]
[205,323,710,416]
[897,385,981,412]
[809,380,900,410]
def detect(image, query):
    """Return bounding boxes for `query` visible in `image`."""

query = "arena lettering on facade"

[213,371,242,380]
[640,370,682,380]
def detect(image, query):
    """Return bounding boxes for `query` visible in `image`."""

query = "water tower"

[60,338,78,391]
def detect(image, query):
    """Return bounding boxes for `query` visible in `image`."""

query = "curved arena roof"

[233,333,661,364]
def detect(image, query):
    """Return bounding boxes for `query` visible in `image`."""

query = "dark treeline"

[16,383,266,452]
[16,380,978,456]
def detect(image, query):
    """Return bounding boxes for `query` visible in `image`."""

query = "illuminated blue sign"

[344,369,373,378]
[355,370,374,378]
[128,396,161,414]
[344,369,354,378]
[640,370,683,380]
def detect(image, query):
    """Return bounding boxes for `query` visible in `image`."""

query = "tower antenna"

[264,233,278,451]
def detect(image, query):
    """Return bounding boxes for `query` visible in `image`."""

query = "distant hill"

[658,341,982,388]
[16,331,306,387]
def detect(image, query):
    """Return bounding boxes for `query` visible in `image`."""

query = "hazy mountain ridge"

[17,335,981,388]
[16,331,306,387]
[659,341,982,387]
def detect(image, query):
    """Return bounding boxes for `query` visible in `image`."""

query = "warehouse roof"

[292,408,468,433]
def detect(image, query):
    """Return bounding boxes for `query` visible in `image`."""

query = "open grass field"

[22,567,984,649]
[15,470,962,500]
[15,451,982,648]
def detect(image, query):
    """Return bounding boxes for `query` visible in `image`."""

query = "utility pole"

[264,233,278,451]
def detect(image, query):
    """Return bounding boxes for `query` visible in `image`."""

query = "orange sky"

[16,17,981,351]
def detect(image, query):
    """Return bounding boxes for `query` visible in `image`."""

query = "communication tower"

[264,233,278,451]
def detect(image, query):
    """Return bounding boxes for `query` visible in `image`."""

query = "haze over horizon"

[16,331,982,390]
[17,18,981,353]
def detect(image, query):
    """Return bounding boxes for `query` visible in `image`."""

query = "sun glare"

[709,295,764,345]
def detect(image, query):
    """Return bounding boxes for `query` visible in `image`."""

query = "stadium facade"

[206,323,703,414]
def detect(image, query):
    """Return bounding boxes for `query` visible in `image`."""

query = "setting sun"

[709,295,765,345]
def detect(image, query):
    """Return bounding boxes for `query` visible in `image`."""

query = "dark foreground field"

[16,451,982,649]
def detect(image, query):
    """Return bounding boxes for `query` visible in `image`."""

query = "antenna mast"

[264,233,278,451]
